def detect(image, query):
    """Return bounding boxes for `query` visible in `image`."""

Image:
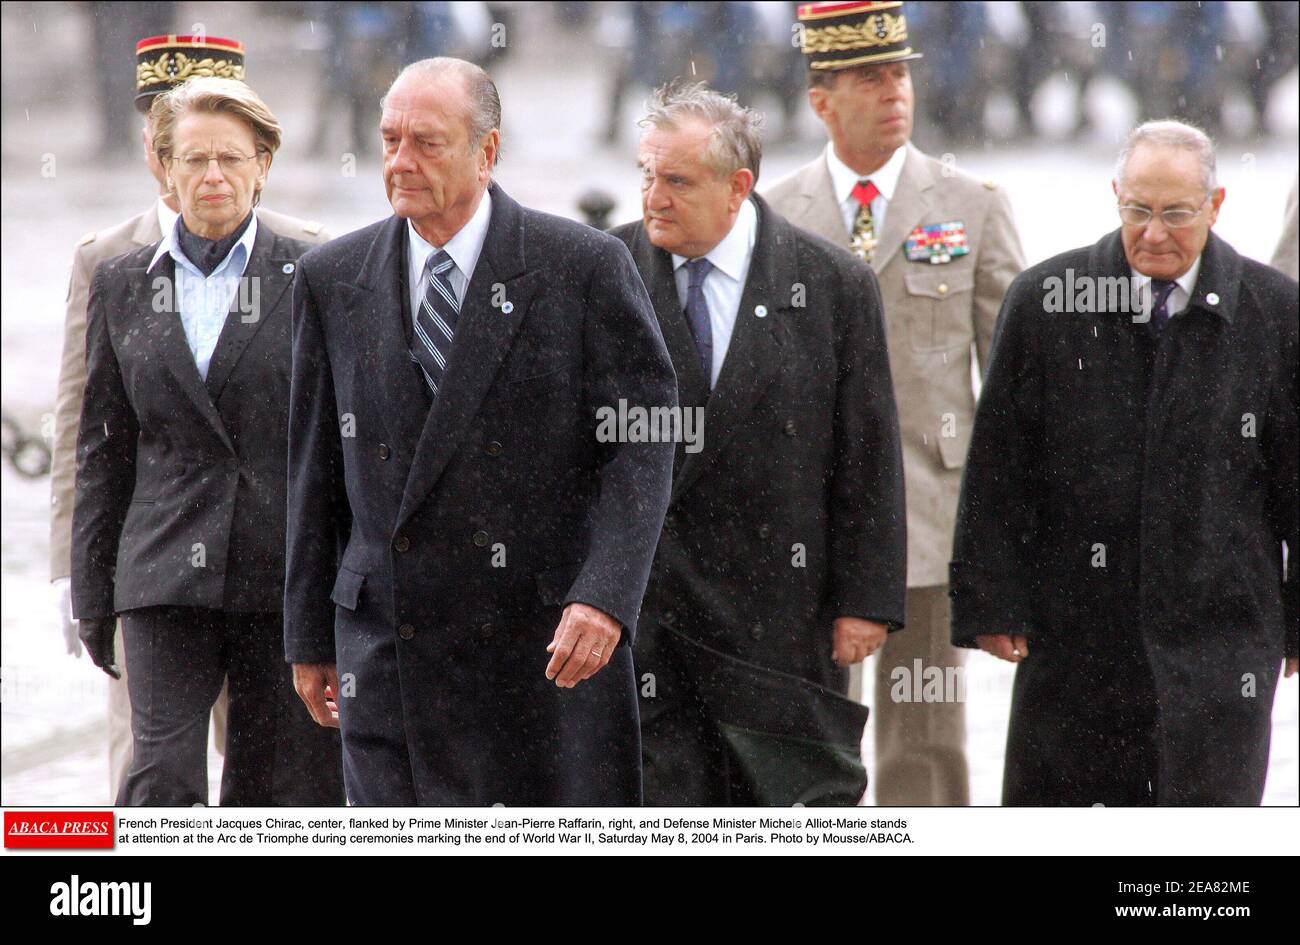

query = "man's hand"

[976,633,1031,663]
[54,577,80,657]
[1285,657,1298,679]
[546,603,622,688]
[77,617,120,679]
[293,662,341,728]
[832,617,888,666]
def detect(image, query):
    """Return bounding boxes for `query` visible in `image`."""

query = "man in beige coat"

[1271,175,1298,280]
[47,34,329,802]
[766,0,1024,805]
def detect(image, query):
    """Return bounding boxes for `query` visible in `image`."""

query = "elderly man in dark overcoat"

[951,120,1298,806]
[284,57,677,806]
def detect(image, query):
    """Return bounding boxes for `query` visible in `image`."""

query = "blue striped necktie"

[409,249,459,397]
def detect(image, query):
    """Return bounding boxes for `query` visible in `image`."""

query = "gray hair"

[638,82,764,183]
[383,57,502,164]
[1115,119,1217,193]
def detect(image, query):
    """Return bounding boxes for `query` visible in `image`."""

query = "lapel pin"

[754,304,768,318]
[282,263,295,274]
[1205,292,1219,305]
[502,301,514,314]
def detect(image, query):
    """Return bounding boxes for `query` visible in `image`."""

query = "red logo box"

[5,812,113,848]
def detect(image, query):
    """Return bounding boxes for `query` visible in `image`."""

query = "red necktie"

[851,179,880,207]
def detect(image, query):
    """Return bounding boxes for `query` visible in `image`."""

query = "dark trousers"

[637,623,730,806]
[117,605,344,807]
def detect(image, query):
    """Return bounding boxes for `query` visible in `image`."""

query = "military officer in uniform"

[47,34,330,802]
[765,1,1025,805]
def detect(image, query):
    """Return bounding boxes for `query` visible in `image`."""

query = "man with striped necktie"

[284,57,678,806]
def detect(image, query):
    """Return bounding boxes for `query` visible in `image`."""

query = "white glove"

[53,577,80,657]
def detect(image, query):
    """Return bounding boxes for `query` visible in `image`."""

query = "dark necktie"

[850,178,880,264]
[1149,278,1176,334]
[409,249,459,398]
[684,257,714,384]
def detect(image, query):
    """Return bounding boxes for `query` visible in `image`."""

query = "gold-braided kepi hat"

[135,34,246,113]
[797,1,923,72]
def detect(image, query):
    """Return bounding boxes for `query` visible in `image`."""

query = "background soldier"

[766,0,1025,805]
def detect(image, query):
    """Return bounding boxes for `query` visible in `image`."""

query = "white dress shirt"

[671,197,758,388]
[825,142,907,236]
[1130,253,1203,320]
[407,190,493,317]
[147,213,258,381]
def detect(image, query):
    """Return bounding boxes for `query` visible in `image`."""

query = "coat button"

[398,623,415,640]
[783,420,797,436]
[662,611,677,626]
[486,440,503,456]
[394,535,410,552]
[937,283,949,296]
[750,623,764,641]
[757,523,772,539]
[472,530,489,547]
[378,444,391,460]
[174,463,186,475]
[480,622,494,637]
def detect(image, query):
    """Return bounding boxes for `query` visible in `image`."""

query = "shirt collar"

[670,197,758,282]
[825,141,907,205]
[407,189,493,280]
[149,210,259,277]
[1130,253,1202,302]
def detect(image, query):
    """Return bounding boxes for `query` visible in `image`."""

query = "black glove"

[77,617,121,679]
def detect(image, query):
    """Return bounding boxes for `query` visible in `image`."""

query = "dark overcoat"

[950,228,1299,805]
[284,183,678,806]
[612,195,907,804]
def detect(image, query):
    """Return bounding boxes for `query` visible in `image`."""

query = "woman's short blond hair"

[149,76,281,181]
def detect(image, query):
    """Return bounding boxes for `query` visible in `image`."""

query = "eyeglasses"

[1117,203,1205,228]
[172,151,260,174]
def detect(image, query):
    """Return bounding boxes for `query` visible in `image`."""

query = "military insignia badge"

[906,221,969,264]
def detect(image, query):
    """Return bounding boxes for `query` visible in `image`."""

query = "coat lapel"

[397,183,537,529]
[872,143,935,274]
[670,195,788,504]
[129,255,235,454]
[204,226,296,402]
[795,153,851,252]
[339,215,429,470]
[626,224,712,412]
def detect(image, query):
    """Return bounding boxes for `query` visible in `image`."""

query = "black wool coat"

[951,228,1298,805]
[612,196,907,690]
[284,183,678,806]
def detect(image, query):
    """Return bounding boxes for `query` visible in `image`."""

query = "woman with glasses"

[71,77,343,806]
